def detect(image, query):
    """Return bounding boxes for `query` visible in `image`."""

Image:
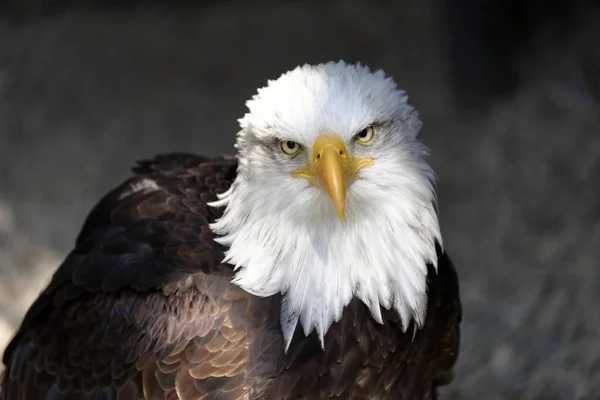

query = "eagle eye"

[280,140,301,156]
[355,126,376,144]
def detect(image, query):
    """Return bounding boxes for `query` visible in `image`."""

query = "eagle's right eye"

[280,140,301,156]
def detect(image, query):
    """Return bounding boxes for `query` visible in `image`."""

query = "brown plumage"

[0,153,461,400]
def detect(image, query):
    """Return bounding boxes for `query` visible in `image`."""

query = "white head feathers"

[209,61,441,351]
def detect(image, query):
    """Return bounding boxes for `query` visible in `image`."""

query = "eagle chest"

[242,298,429,400]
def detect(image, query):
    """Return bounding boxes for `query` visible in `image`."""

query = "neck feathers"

[209,153,441,351]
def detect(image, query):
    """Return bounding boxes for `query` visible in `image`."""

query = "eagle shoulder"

[429,248,462,390]
[0,153,263,400]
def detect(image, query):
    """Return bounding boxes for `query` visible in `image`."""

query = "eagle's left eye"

[280,140,301,156]
[355,126,376,144]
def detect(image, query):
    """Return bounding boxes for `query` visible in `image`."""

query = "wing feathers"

[1,154,249,400]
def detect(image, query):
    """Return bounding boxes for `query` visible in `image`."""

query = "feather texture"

[2,61,462,399]
[1,153,461,400]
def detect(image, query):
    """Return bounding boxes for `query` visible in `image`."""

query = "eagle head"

[209,61,441,351]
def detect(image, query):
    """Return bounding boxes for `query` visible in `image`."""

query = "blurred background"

[0,0,599,398]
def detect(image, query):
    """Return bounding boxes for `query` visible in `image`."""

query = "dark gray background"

[0,1,599,398]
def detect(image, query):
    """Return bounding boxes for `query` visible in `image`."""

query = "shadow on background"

[0,0,599,399]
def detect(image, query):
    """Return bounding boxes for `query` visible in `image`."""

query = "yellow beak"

[313,134,350,221]
[291,134,374,221]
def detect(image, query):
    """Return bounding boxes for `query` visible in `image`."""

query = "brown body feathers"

[1,153,461,400]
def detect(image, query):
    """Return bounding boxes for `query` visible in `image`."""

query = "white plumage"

[209,61,441,351]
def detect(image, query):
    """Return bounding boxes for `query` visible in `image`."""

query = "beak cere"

[312,134,351,221]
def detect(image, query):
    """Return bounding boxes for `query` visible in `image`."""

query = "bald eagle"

[1,61,461,400]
